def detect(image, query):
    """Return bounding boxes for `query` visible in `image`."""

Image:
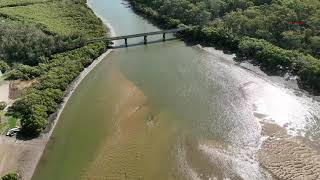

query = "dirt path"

[0,136,46,180]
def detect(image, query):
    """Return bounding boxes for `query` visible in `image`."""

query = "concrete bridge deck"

[87,27,187,46]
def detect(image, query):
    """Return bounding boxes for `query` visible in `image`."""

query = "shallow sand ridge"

[80,66,174,179]
[258,136,320,179]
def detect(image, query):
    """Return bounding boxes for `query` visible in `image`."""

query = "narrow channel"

[32,0,320,179]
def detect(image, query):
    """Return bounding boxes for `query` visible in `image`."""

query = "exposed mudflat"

[258,136,320,179]
[258,120,320,180]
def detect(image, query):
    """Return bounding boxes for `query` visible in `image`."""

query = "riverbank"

[202,45,320,179]
[127,0,320,95]
[18,0,320,179]
[0,48,113,179]
[0,1,115,178]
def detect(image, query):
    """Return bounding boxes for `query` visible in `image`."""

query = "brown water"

[32,0,320,179]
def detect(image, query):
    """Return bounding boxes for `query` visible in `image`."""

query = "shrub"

[0,60,10,73]
[0,101,7,110]
[9,42,107,136]
[1,173,19,180]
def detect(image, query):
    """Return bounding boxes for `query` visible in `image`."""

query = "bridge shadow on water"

[110,37,178,49]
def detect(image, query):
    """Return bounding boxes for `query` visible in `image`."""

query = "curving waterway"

[32,0,320,179]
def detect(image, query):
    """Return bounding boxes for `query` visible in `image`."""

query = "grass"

[0,111,7,134]
[0,0,107,135]
[0,0,47,8]
[0,111,19,134]
[0,123,7,134]
[0,1,106,39]
[8,117,18,129]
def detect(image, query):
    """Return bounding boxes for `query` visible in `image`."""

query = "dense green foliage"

[221,0,320,57]
[1,173,18,180]
[0,60,9,73]
[9,42,107,136]
[0,0,108,136]
[0,1,105,39]
[0,19,66,66]
[0,101,7,110]
[129,0,320,93]
[0,0,47,8]
[7,64,42,80]
[0,0,106,66]
[130,0,319,57]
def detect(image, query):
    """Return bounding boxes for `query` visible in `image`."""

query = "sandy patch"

[0,80,10,103]
[0,137,45,180]
[9,80,35,100]
[258,137,320,179]
[80,67,172,179]
[80,67,149,179]
[260,121,287,137]
[258,121,320,180]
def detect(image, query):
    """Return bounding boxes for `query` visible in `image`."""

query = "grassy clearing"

[0,123,7,134]
[0,111,19,134]
[0,1,105,39]
[0,0,47,8]
[8,117,18,129]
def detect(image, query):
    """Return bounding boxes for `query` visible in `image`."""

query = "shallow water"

[32,0,320,179]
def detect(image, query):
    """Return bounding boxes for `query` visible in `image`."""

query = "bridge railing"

[85,27,188,46]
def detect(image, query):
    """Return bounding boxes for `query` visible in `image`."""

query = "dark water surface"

[32,0,320,179]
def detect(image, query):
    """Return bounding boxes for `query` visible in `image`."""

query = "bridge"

[87,27,187,47]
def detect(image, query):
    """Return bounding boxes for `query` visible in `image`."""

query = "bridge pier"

[144,35,147,44]
[102,27,187,47]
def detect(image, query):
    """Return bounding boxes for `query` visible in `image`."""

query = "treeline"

[130,0,319,58]
[128,0,320,93]
[221,0,320,57]
[8,42,107,136]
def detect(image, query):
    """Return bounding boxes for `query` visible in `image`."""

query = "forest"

[0,0,107,136]
[129,0,320,93]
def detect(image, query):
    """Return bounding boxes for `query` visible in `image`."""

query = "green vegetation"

[0,61,10,73]
[0,1,106,66]
[0,0,108,136]
[129,0,320,93]
[0,1,105,39]
[8,117,18,129]
[9,42,107,136]
[0,111,19,134]
[0,102,7,110]
[0,0,47,8]
[1,173,19,180]
[0,123,7,133]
